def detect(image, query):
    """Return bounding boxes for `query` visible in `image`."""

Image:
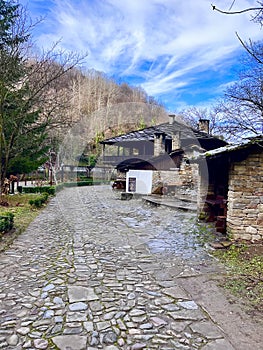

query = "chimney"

[172,131,181,150]
[168,114,175,124]
[154,132,166,156]
[198,119,210,134]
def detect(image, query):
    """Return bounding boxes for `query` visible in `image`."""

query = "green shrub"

[0,213,15,233]
[29,192,49,208]
[62,180,93,187]
[17,185,23,193]
[23,186,55,195]
[23,187,39,194]
[46,187,55,195]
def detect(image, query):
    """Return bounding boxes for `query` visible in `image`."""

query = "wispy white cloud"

[20,0,262,109]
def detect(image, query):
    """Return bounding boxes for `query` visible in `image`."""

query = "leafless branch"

[235,33,263,64]
[211,4,262,15]
[229,1,236,11]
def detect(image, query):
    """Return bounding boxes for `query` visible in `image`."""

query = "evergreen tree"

[0,1,83,187]
[0,0,48,186]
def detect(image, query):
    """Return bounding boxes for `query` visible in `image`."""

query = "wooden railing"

[99,155,153,165]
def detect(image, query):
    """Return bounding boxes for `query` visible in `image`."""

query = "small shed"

[197,137,263,241]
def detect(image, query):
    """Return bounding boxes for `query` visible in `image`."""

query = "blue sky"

[19,0,262,112]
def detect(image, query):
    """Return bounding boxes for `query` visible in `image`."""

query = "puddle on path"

[81,187,216,267]
[120,201,214,264]
[147,221,213,263]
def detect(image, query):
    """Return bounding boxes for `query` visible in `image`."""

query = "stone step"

[142,196,197,211]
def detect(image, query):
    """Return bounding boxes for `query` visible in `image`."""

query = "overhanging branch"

[211,4,262,15]
[235,33,263,64]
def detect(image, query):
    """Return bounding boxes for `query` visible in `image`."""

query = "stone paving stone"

[6,334,19,346]
[52,335,87,349]
[66,311,87,322]
[202,338,236,350]
[33,338,49,349]
[190,320,224,339]
[0,186,256,350]
[68,302,88,311]
[68,286,99,302]
[162,286,189,300]
[169,308,206,321]
[177,300,199,310]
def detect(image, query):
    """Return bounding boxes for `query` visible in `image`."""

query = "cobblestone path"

[0,186,261,349]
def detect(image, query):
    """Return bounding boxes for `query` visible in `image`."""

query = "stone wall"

[152,170,181,188]
[151,162,197,193]
[227,150,263,241]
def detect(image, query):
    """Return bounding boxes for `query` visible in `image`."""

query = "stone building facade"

[197,138,263,241]
[99,117,226,174]
[227,150,263,241]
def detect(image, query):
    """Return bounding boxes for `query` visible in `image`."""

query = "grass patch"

[190,219,216,245]
[0,193,50,252]
[213,243,263,312]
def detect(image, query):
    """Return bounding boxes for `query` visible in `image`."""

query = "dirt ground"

[240,242,263,259]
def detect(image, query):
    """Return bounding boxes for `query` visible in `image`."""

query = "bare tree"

[179,38,263,142]
[212,1,263,63]
[0,0,84,186]
[206,2,263,141]
[177,106,224,137]
[214,40,263,141]
[62,68,166,138]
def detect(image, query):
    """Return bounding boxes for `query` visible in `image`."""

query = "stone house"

[196,137,263,241]
[99,116,227,193]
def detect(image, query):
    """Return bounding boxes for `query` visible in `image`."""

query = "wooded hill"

[48,67,168,166]
[0,0,167,180]
[50,67,167,143]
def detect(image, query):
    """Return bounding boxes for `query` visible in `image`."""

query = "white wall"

[126,170,153,194]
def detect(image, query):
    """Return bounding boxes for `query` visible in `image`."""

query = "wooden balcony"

[99,155,153,166]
